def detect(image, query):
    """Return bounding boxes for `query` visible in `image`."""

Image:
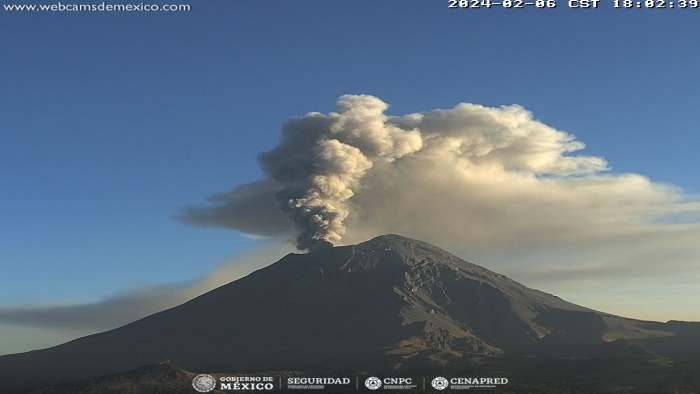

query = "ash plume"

[180,94,700,268]
[255,95,422,250]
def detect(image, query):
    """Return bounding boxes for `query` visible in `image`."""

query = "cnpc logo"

[365,377,382,390]
[364,377,413,390]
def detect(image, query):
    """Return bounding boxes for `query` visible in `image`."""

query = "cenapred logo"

[431,376,509,390]
[365,376,382,390]
[192,374,217,393]
[431,376,449,390]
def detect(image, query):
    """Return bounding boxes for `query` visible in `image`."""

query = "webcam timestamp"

[614,0,698,7]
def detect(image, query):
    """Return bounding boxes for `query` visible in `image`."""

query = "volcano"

[1,234,699,392]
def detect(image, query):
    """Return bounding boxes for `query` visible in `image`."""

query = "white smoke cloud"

[183,94,700,248]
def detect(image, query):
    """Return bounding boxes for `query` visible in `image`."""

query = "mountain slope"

[0,234,696,392]
[25,363,198,394]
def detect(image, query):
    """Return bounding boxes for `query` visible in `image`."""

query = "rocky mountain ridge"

[1,234,698,393]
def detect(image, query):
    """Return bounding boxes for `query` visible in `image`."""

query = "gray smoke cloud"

[179,180,290,238]
[220,95,422,250]
[0,244,292,355]
[181,96,422,250]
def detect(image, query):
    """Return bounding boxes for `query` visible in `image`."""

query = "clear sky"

[2,0,700,355]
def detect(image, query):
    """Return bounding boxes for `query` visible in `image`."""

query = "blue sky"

[2,1,700,355]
